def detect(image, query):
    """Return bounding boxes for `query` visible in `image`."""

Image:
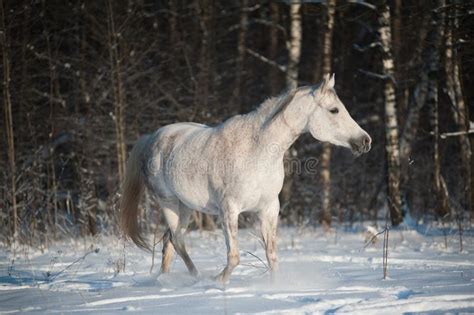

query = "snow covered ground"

[1,224,474,314]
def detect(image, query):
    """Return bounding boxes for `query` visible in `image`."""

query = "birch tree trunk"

[318,0,336,228]
[392,0,402,74]
[285,1,301,90]
[445,2,471,214]
[427,0,450,218]
[0,0,18,243]
[379,2,403,226]
[280,1,302,216]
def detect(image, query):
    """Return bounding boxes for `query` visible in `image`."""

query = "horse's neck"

[258,100,308,156]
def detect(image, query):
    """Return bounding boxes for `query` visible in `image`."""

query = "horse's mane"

[254,85,317,126]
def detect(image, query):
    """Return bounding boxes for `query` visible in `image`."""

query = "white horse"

[121,74,371,283]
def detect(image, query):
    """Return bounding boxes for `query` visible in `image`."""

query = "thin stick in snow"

[150,226,164,274]
[383,226,389,280]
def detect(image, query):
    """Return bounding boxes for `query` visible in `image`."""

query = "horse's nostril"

[363,137,372,151]
[363,136,371,146]
[350,136,371,155]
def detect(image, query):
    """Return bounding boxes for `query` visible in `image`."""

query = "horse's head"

[304,74,371,155]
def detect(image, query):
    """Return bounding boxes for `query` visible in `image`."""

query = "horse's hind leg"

[162,202,198,276]
[160,229,174,274]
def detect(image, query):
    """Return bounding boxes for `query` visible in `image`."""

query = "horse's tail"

[120,135,151,252]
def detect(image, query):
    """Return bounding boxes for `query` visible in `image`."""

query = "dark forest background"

[1,0,473,247]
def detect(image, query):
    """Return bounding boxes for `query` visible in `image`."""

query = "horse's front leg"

[216,202,240,283]
[259,199,280,277]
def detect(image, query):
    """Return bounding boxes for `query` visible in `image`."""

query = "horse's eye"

[330,108,339,114]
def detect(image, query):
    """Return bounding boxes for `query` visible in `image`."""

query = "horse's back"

[151,122,210,150]
[158,122,210,138]
[144,122,211,172]
[142,122,214,204]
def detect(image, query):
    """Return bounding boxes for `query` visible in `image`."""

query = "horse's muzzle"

[350,135,372,156]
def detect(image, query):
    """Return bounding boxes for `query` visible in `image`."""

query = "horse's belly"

[175,182,219,214]
[165,159,220,213]
[225,171,285,212]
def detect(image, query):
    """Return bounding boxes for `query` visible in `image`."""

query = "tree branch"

[246,48,287,72]
[434,129,474,139]
[347,0,377,10]
[251,18,287,37]
[353,42,383,52]
[358,69,388,80]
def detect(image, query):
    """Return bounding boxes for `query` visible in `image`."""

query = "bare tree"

[379,2,403,225]
[107,0,127,184]
[318,0,336,228]
[195,0,213,116]
[428,0,450,218]
[391,0,409,125]
[234,0,248,112]
[445,1,471,214]
[269,3,281,95]
[398,8,434,216]
[399,9,431,165]
[280,1,302,215]
[42,2,60,238]
[0,0,18,243]
[195,0,216,230]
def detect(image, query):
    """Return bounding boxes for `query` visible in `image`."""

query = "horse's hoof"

[214,273,229,285]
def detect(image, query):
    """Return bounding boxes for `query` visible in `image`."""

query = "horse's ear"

[321,73,333,91]
[328,73,335,89]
